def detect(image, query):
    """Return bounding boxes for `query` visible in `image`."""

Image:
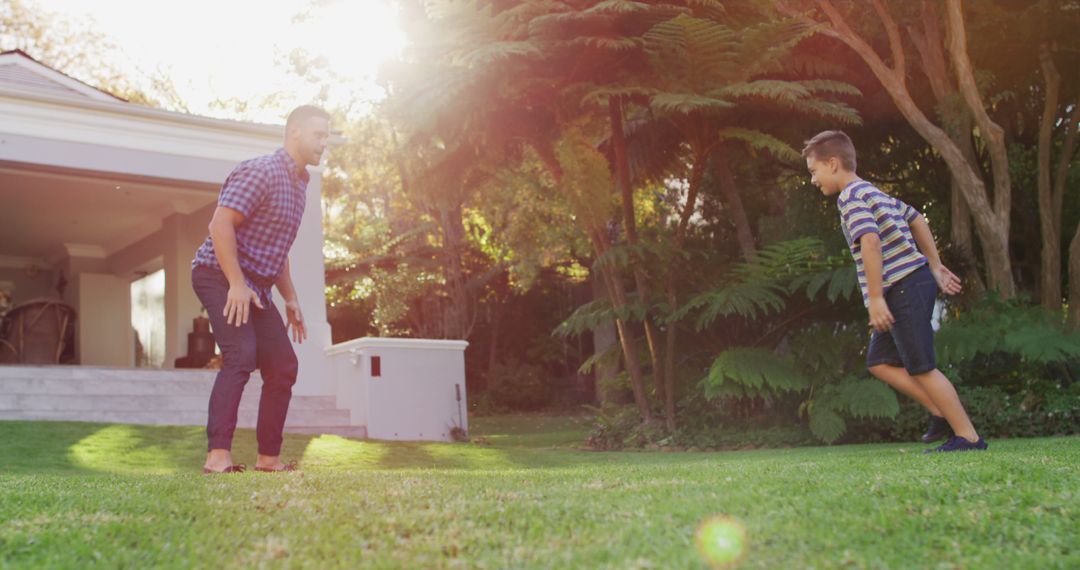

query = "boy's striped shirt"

[837,180,927,306]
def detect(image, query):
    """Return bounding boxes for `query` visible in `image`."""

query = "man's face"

[290,116,330,167]
[806,155,840,196]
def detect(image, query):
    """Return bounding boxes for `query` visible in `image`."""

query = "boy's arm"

[909,215,963,295]
[859,233,894,332]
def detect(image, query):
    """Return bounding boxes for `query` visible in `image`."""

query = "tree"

[777,0,1019,297]
[1,0,187,109]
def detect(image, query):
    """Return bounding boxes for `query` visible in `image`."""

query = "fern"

[832,378,900,419]
[671,238,853,328]
[936,297,1080,366]
[805,377,899,443]
[701,347,808,400]
[808,406,846,444]
[674,281,787,329]
[714,127,800,163]
[576,340,623,374]
[458,41,542,67]
[649,93,735,115]
[554,295,649,338]
[1003,325,1080,363]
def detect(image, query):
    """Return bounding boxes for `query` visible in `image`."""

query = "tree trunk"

[1067,222,1080,330]
[907,4,984,295]
[947,118,986,297]
[542,132,653,422]
[595,243,653,421]
[610,98,666,411]
[591,272,624,405]
[438,200,469,339]
[802,0,1017,297]
[944,0,1016,297]
[1037,44,1062,310]
[1069,225,1080,330]
[659,143,710,431]
[713,148,756,259]
[1055,97,1080,314]
[485,284,504,392]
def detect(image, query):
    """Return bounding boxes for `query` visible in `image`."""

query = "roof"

[0,49,127,102]
[0,49,343,144]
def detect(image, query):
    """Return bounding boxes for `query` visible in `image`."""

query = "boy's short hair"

[802,130,857,172]
[285,105,330,130]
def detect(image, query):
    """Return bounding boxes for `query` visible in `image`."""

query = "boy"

[803,130,987,452]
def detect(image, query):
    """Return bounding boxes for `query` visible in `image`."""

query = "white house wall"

[72,272,133,367]
[272,171,333,396]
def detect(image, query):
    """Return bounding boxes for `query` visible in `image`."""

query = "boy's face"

[806,155,843,196]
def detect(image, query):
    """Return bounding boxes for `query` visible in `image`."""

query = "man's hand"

[285,299,307,344]
[868,296,894,333]
[932,264,963,296]
[225,284,263,326]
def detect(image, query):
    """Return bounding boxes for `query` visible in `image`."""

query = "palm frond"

[701,347,809,400]
[714,127,800,163]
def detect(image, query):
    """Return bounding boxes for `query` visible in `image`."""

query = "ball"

[695,516,748,569]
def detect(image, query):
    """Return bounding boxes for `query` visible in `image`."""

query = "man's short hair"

[802,130,857,172]
[286,105,330,130]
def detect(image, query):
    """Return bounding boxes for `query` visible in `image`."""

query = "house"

[0,50,468,441]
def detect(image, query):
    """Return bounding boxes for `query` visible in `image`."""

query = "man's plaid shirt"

[192,148,309,305]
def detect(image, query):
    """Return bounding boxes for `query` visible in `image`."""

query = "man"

[192,105,330,473]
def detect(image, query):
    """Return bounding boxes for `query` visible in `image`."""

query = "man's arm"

[910,215,963,295]
[276,258,307,343]
[859,233,895,332]
[208,206,263,326]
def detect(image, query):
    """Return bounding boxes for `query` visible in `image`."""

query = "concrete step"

[0,365,361,436]
[0,376,215,396]
[0,407,352,428]
[0,365,219,382]
[0,393,338,412]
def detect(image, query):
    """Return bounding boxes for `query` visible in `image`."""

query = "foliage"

[801,376,899,443]
[486,358,553,411]
[886,381,1080,442]
[936,296,1080,369]
[0,0,187,108]
[701,347,807,398]
[672,237,857,329]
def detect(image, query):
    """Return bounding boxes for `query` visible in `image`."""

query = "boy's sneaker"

[923,436,988,453]
[920,414,952,443]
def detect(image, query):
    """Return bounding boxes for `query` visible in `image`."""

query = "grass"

[0,416,1078,569]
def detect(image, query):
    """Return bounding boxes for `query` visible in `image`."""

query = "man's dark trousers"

[192,265,298,455]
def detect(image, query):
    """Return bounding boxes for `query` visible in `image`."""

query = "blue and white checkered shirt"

[192,148,309,305]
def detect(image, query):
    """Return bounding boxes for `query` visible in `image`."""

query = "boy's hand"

[868,297,894,332]
[932,264,963,296]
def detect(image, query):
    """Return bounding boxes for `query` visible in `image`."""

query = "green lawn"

[0,417,1077,569]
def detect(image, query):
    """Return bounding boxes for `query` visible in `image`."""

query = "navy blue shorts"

[866,264,938,376]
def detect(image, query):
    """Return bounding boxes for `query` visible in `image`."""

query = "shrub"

[487,358,552,411]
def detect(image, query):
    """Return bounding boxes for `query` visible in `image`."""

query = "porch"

[0,49,333,396]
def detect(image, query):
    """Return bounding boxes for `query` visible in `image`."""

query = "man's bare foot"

[203,448,234,472]
[255,454,298,472]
